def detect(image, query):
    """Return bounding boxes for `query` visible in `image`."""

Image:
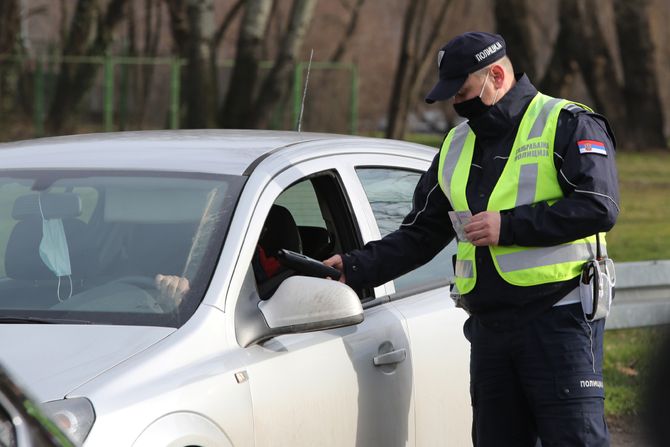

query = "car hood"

[0,324,175,402]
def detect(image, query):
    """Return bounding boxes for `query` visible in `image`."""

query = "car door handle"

[373,348,407,366]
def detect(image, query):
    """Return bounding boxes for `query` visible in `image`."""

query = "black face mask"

[453,96,492,120]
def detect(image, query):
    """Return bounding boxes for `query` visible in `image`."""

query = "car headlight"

[42,397,95,444]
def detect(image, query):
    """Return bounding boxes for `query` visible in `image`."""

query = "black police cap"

[425,31,506,104]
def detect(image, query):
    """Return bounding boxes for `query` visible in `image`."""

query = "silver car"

[0,130,470,446]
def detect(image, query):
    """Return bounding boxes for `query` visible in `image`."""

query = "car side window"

[275,180,327,228]
[356,168,455,293]
[252,172,366,299]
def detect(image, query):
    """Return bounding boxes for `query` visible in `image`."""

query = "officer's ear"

[490,64,505,89]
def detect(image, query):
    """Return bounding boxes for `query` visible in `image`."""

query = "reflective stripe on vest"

[438,93,605,294]
[455,259,474,278]
[497,242,606,273]
[439,123,471,208]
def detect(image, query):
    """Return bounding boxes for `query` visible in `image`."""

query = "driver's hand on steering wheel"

[155,274,190,310]
[323,254,346,284]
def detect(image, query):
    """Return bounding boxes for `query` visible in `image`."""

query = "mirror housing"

[236,276,363,347]
[259,276,363,330]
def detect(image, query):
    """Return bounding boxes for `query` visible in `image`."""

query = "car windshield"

[0,170,244,327]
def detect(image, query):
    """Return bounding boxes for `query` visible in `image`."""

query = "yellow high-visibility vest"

[438,93,605,295]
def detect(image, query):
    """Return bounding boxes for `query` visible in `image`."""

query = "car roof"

[0,130,436,176]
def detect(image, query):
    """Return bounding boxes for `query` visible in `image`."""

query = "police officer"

[324,31,619,446]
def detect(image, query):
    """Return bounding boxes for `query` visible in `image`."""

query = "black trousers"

[465,303,609,447]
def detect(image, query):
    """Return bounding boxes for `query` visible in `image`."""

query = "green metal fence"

[0,54,358,139]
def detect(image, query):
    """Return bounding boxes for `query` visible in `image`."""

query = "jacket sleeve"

[498,108,620,246]
[343,152,456,289]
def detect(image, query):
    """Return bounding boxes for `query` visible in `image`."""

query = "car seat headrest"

[12,193,82,220]
[259,205,302,256]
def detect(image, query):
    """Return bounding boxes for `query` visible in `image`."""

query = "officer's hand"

[323,254,347,283]
[464,211,500,246]
[155,274,190,310]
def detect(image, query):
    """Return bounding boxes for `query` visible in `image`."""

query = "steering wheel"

[111,275,158,292]
[50,275,164,313]
[110,275,166,312]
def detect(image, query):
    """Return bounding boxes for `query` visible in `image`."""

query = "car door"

[227,156,416,446]
[341,153,472,446]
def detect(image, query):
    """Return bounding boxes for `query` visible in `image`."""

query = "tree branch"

[212,0,245,51]
[329,0,366,62]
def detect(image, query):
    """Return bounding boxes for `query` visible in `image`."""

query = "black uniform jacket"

[343,74,620,328]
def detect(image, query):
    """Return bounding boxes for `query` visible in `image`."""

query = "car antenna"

[296,49,314,134]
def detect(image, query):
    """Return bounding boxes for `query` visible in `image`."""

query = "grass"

[603,327,660,416]
[606,151,670,261]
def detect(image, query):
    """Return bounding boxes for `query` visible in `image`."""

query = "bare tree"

[492,0,538,80]
[613,0,666,149]
[0,0,22,126]
[161,0,319,129]
[59,0,69,46]
[253,0,318,128]
[219,0,274,128]
[261,0,283,61]
[0,0,21,55]
[211,0,245,53]
[386,0,452,139]
[46,0,130,133]
[535,0,666,150]
[165,0,217,128]
[538,0,627,141]
[135,0,164,126]
[329,0,366,62]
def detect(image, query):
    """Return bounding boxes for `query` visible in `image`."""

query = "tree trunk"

[386,0,450,140]
[46,0,129,133]
[209,0,245,116]
[59,0,69,45]
[212,0,245,52]
[539,0,628,144]
[261,0,282,61]
[219,0,274,128]
[386,0,423,140]
[165,0,216,128]
[135,0,163,127]
[252,0,318,128]
[613,0,667,149]
[0,0,21,54]
[492,0,537,79]
[0,0,22,125]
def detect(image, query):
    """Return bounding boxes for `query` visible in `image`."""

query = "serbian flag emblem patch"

[578,140,607,156]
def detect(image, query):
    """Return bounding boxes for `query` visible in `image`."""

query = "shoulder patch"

[578,139,607,156]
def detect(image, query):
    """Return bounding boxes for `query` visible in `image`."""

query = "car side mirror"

[236,276,363,347]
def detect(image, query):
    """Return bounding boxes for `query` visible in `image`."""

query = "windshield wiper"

[0,316,92,325]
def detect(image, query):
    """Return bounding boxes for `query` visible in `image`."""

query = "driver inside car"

[155,204,300,307]
[154,244,283,307]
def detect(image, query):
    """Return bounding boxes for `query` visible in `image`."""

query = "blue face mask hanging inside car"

[38,194,73,301]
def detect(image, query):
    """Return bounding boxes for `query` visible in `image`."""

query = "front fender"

[132,412,233,447]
